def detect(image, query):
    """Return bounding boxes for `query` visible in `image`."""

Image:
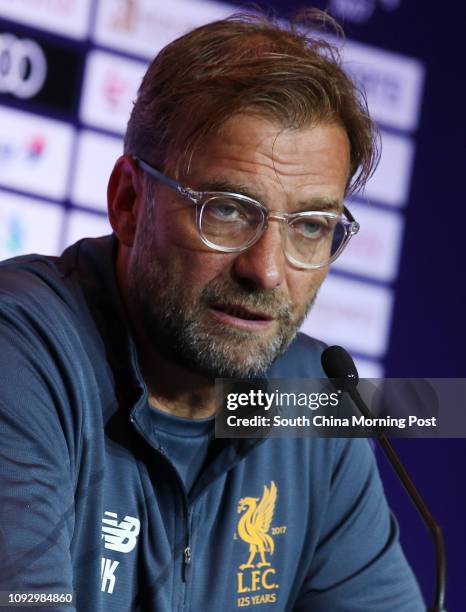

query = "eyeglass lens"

[199,196,347,266]
[200,196,264,248]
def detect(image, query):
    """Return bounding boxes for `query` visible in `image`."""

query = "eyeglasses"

[134,157,360,270]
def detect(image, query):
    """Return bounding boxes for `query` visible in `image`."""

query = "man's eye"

[217,204,239,218]
[293,215,338,240]
[295,219,325,238]
[206,202,242,221]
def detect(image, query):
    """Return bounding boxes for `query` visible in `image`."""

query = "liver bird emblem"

[237,481,277,570]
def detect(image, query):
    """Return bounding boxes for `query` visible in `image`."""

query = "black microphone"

[321,345,447,612]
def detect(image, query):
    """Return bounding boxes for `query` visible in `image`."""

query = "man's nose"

[232,222,286,290]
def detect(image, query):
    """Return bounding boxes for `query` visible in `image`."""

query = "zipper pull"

[182,546,192,581]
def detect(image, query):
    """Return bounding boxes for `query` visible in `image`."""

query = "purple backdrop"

[258,0,466,607]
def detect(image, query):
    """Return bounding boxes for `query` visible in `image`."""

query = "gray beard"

[125,214,316,379]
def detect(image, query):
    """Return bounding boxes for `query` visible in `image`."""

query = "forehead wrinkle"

[185,118,349,211]
[191,150,345,212]
[197,151,321,183]
[271,128,286,199]
[194,176,342,214]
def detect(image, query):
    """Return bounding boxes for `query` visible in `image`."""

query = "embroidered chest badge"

[235,481,287,607]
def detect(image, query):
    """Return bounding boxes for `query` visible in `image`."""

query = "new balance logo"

[100,510,141,594]
[101,511,141,553]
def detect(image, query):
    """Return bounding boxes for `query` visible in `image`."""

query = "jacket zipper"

[181,507,194,609]
[182,545,191,581]
[149,443,191,610]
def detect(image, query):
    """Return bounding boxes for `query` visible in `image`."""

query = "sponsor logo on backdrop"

[0,190,63,257]
[0,27,83,116]
[342,41,425,132]
[111,0,139,32]
[334,203,403,282]
[0,107,73,200]
[80,51,146,134]
[103,69,130,111]
[2,215,25,255]
[93,0,233,59]
[0,0,93,39]
[0,33,47,99]
[0,134,47,164]
[329,0,401,24]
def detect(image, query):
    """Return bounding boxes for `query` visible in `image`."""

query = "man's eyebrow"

[197,179,343,213]
[295,197,343,214]
[198,179,263,201]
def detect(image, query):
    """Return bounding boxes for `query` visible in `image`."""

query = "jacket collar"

[58,234,265,494]
[58,234,147,409]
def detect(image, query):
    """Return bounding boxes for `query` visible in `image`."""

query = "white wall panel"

[64,210,113,249]
[364,131,415,207]
[70,130,123,211]
[300,275,394,358]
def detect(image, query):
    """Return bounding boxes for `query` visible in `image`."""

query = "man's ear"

[108,155,145,247]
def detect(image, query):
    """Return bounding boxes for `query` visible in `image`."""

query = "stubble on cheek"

[126,211,323,377]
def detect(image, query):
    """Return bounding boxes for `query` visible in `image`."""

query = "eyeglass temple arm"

[343,205,360,237]
[343,205,355,223]
[133,156,190,195]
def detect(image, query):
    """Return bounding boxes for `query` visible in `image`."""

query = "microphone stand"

[348,384,447,612]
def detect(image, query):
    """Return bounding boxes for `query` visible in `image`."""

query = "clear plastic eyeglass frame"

[134,156,360,269]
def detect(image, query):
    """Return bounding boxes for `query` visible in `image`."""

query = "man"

[0,11,424,611]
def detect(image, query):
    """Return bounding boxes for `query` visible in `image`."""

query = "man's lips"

[212,303,273,321]
[209,303,274,329]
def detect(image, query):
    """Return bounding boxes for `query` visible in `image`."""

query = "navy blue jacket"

[0,235,424,611]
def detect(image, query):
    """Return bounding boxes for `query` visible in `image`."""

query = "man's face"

[125,114,350,378]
